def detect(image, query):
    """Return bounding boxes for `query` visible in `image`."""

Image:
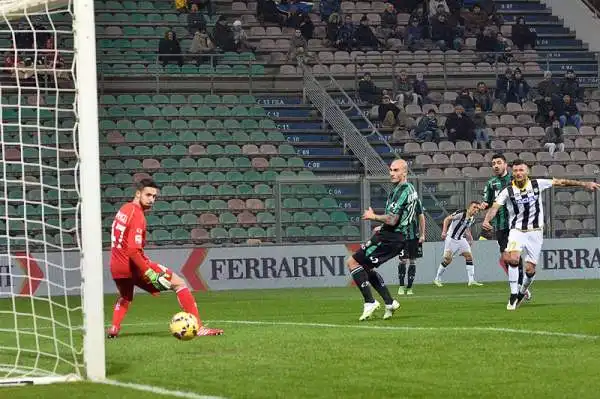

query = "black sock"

[407,262,416,289]
[398,262,406,286]
[367,270,394,305]
[351,266,375,303]
[518,257,524,286]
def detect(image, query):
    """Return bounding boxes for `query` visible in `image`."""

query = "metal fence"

[273,174,600,244]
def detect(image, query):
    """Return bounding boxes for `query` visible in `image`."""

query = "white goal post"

[0,0,104,385]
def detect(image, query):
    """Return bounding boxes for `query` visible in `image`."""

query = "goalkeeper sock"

[111,297,130,329]
[176,287,201,324]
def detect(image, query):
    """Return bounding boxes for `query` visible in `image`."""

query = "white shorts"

[443,237,471,257]
[506,229,543,265]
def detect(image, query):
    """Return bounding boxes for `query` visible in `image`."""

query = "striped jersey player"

[483,159,600,310]
[433,201,483,287]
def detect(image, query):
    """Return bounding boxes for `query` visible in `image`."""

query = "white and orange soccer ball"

[169,312,199,341]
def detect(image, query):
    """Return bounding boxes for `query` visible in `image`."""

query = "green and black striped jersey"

[383,182,420,234]
[483,172,512,230]
[399,198,423,240]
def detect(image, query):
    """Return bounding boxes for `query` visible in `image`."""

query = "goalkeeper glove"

[144,269,172,291]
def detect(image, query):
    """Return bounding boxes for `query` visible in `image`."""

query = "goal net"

[0,0,104,385]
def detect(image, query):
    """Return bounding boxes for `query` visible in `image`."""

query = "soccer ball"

[169,312,199,341]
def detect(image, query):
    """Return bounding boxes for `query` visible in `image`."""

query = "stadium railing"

[274,174,600,243]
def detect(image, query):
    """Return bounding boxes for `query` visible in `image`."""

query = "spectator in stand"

[456,88,476,116]
[257,0,286,24]
[388,25,406,49]
[287,29,312,62]
[476,26,497,63]
[472,105,490,149]
[473,82,493,112]
[463,3,489,36]
[480,0,503,26]
[380,3,398,40]
[41,38,68,80]
[175,0,188,13]
[335,15,357,51]
[413,109,442,143]
[355,15,382,50]
[299,14,314,40]
[431,13,462,51]
[537,71,560,100]
[326,13,342,45]
[429,0,450,19]
[232,20,255,52]
[508,68,530,104]
[410,7,429,36]
[405,18,425,50]
[557,94,582,130]
[495,67,513,104]
[158,30,183,67]
[189,29,215,64]
[187,4,206,35]
[189,0,214,17]
[445,105,475,143]
[319,0,340,22]
[535,96,558,128]
[511,16,537,50]
[358,72,382,104]
[379,95,401,127]
[559,69,582,100]
[413,72,429,105]
[395,70,417,106]
[544,119,565,156]
[214,16,235,51]
[495,32,513,64]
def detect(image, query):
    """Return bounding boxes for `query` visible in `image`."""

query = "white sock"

[520,272,535,294]
[508,266,519,294]
[466,264,475,283]
[435,264,447,280]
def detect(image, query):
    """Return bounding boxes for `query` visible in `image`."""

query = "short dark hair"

[512,158,528,167]
[469,200,480,207]
[136,178,159,191]
[491,153,506,162]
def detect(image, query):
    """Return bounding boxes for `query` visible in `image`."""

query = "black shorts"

[352,233,406,269]
[400,239,422,260]
[496,229,510,253]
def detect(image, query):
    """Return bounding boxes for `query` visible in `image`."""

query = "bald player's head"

[389,159,407,183]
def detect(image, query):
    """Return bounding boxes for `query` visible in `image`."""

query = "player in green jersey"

[347,159,419,321]
[480,153,529,299]
[397,198,425,296]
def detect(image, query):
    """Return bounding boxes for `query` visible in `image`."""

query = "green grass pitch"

[2,280,600,398]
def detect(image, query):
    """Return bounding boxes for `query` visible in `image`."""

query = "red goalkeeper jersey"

[110,202,151,279]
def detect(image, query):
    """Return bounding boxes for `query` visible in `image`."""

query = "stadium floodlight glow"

[0,0,105,386]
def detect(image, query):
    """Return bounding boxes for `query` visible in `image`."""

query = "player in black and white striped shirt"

[483,159,600,310]
[433,201,483,287]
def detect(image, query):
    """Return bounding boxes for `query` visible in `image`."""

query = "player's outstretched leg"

[366,269,399,320]
[169,272,223,336]
[347,257,380,321]
[108,279,135,338]
[434,254,451,287]
[397,259,407,295]
[518,256,532,300]
[406,260,416,295]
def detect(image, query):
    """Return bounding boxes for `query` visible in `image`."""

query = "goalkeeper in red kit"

[107,178,223,337]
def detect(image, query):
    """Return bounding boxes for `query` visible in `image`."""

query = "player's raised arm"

[362,206,399,226]
[550,178,600,191]
[441,213,454,240]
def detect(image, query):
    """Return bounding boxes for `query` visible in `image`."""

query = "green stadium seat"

[305,226,323,238]
[189,94,203,104]
[172,229,190,241]
[262,171,278,181]
[152,172,170,183]
[239,94,256,104]
[232,131,250,141]
[170,144,187,156]
[209,199,227,210]
[198,158,216,169]
[224,119,240,129]
[278,144,295,155]
[244,171,261,182]
[152,145,169,156]
[101,95,116,104]
[215,131,232,142]
[288,157,305,168]
[254,184,271,195]
[229,227,248,240]
[162,215,181,226]
[208,171,226,182]
[269,157,286,168]
[250,131,267,142]
[180,185,199,196]
[206,144,224,155]
[204,94,220,104]
[219,212,237,224]
[217,184,236,196]
[153,94,169,104]
[216,158,234,168]
[191,199,209,211]
[226,171,244,182]
[311,211,331,223]
[153,202,172,212]
[172,200,190,211]
[189,171,207,182]
[234,157,251,168]
[310,184,328,195]
[249,107,266,117]
[214,106,231,117]
[152,229,172,242]
[236,184,253,196]
[248,227,267,238]
[283,198,300,209]
[180,158,197,169]
[256,212,275,224]
[181,214,197,225]
[293,212,311,223]
[285,226,304,238]
[161,158,179,169]
[320,198,338,209]
[146,215,162,227]
[330,211,349,223]
[199,185,217,196]
[210,227,228,240]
